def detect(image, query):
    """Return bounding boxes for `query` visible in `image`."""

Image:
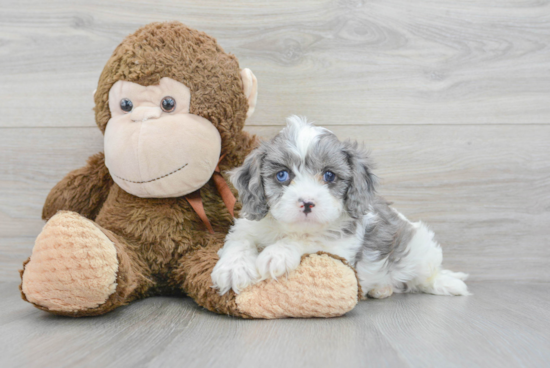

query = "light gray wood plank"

[360,282,550,368]
[0,281,548,368]
[0,128,104,239]
[0,125,548,282]
[1,0,549,127]
[0,238,32,282]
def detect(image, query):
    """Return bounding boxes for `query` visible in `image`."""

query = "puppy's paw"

[434,274,470,296]
[211,245,259,295]
[256,243,301,281]
[367,285,394,299]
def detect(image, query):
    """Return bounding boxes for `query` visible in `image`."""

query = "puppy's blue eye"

[323,171,336,183]
[276,170,289,182]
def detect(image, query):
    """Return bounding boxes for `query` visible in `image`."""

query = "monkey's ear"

[240,68,258,118]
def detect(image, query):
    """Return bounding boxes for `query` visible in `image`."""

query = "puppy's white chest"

[277,234,319,251]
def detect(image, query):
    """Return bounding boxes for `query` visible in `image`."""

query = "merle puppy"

[211,116,469,298]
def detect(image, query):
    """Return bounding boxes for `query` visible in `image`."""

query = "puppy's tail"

[418,269,471,296]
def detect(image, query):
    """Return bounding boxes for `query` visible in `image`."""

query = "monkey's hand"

[236,252,360,318]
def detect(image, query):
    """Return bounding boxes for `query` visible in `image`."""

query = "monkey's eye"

[161,96,176,112]
[120,98,133,113]
[323,171,336,183]
[276,170,290,183]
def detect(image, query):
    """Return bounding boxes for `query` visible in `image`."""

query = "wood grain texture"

[1,125,548,282]
[0,0,549,127]
[0,281,548,368]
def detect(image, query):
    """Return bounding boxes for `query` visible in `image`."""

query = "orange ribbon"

[184,155,236,234]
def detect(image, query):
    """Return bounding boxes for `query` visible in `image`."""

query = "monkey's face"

[104,77,222,198]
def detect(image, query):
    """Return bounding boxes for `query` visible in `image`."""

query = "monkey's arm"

[179,240,361,319]
[42,152,113,221]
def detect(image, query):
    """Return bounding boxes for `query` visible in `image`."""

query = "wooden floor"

[0,281,548,368]
[1,0,550,367]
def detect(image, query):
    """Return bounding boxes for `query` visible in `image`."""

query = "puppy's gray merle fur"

[211,116,469,298]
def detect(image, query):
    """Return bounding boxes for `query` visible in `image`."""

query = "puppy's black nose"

[300,201,315,214]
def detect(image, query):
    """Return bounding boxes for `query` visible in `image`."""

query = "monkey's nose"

[299,200,316,214]
[130,106,163,122]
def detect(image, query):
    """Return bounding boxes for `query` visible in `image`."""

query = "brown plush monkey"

[19,22,360,318]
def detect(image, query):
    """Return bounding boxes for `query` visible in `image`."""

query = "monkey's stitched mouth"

[113,163,188,184]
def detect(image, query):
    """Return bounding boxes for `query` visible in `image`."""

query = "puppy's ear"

[343,140,377,219]
[229,146,269,220]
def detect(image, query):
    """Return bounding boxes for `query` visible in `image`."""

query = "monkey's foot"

[21,211,119,314]
[235,252,360,319]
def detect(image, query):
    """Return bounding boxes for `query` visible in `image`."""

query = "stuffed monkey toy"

[19,22,361,318]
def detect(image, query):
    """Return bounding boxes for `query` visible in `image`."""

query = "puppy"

[211,116,469,298]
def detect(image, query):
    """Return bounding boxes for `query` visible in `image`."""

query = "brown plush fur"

[42,152,113,221]
[20,21,360,318]
[24,21,257,317]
